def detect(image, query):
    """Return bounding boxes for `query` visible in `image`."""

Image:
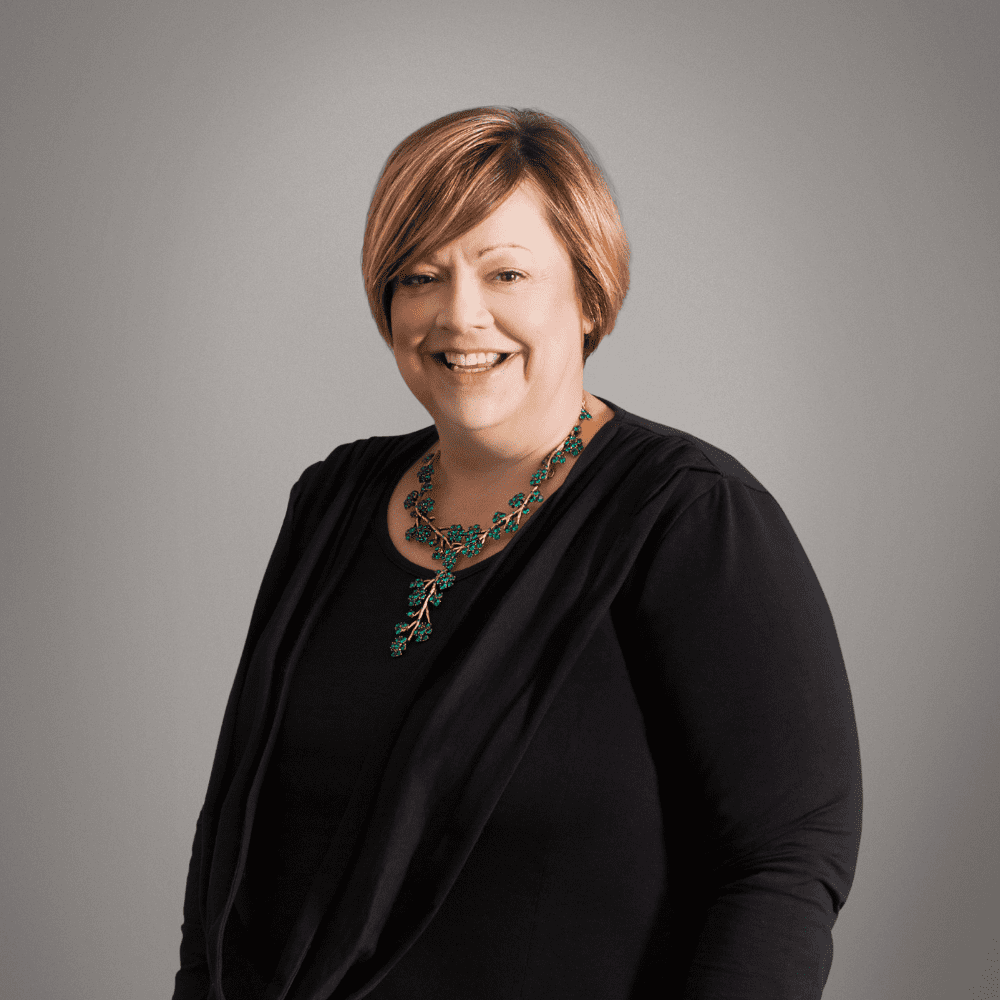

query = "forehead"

[426,181,567,261]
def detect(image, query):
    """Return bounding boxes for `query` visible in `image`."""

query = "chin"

[438,396,514,428]
[444,380,530,419]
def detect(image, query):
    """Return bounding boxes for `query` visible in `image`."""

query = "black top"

[173,399,863,1000]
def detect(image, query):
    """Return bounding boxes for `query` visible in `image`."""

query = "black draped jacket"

[173,398,863,1000]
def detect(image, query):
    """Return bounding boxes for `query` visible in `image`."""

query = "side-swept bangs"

[361,107,629,364]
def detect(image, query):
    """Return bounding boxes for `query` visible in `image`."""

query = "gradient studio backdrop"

[2,1,998,997]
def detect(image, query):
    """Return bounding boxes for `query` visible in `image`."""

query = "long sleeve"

[173,810,211,999]
[172,472,312,1000]
[627,471,863,999]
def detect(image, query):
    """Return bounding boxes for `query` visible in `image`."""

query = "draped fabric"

[173,397,863,1000]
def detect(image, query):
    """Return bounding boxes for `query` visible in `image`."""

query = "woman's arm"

[173,811,211,999]
[628,471,863,999]
[171,471,312,999]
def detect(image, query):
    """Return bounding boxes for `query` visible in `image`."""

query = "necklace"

[390,395,593,657]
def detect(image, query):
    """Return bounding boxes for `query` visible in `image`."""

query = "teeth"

[444,351,500,367]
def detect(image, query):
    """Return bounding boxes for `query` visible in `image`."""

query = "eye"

[398,273,434,287]
[495,270,524,283]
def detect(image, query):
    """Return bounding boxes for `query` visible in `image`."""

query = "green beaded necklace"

[390,395,593,657]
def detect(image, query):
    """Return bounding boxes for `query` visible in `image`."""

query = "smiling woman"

[366,109,625,579]
[172,108,862,1000]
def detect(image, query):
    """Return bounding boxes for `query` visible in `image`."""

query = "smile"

[433,352,513,374]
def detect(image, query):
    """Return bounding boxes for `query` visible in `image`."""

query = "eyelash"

[399,270,524,287]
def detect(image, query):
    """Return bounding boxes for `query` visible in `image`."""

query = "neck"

[430,388,592,496]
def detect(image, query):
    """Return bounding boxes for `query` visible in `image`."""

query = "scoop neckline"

[375,397,623,580]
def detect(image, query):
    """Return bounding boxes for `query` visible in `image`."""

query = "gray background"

[2,0,998,997]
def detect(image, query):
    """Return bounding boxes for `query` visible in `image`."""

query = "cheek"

[389,312,417,353]
[392,297,436,343]
[389,300,405,339]
[495,294,553,337]
[524,290,586,345]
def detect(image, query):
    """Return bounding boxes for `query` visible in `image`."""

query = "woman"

[173,107,862,1000]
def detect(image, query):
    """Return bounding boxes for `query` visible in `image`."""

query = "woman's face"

[389,180,594,441]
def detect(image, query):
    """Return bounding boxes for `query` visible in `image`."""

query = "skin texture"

[386,180,615,569]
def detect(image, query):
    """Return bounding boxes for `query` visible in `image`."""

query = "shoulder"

[286,423,437,534]
[592,400,775,536]
[608,402,769,496]
[604,406,820,608]
[593,402,817,592]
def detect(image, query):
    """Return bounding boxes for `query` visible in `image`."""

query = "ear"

[583,313,595,336]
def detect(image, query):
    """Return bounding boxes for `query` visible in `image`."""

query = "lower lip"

[435,353,517,379]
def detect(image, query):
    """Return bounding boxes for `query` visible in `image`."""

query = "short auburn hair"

[361,107,629,365]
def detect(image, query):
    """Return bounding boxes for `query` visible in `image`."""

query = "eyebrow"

[416,243,533,269]
[477,243,531,257]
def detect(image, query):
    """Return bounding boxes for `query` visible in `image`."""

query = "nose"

[436,269,491,333]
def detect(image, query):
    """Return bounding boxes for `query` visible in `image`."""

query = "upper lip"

[431,349,515,355]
